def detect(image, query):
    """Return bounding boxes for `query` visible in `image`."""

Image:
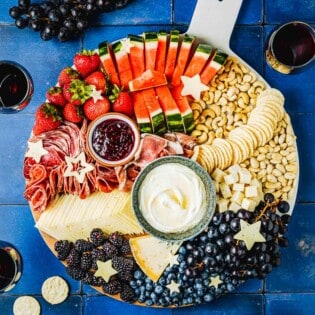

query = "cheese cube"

[245,186,258,198]
[231,191,244,205]
[250,178,261,187]
[229,202,241,212]
[217,198,229,213]
[227,164,242,177]
[241,198,257,212]
[238,168,252,184]
[212,168,227,183]
[214,180,220,193]
[220,182,232,199]
[232,183,245,192]
[224,172,238,185]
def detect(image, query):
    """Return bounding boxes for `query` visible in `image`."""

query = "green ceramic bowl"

[131,156,216,241]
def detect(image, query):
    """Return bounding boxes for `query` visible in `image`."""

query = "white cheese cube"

[214,180,220,193]
[220,182,232,199]
[245,186,258,198]
[231,191,244,205]
[250,178,261,187]
[227,164,242,177]
[212,168,227,183]
[224,173,238,185]
[217,198,229,213]
[229,202,241,212]
[238,168,252,184]
[232,183,245,192]
[241,198,257,212]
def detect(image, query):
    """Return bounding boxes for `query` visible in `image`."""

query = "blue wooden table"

[0,0,314,314]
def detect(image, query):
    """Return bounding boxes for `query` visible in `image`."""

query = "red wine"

[0,248,17,290]
[0,61,33,112]
[271,22,315,67]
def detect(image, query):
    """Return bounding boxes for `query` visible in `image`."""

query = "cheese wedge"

[36,190,143,242]
[130,235,182,282]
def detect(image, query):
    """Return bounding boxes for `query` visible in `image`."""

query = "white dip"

[139,163,206,233]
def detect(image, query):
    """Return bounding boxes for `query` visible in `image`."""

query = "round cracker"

[42,276,69,305]
[13,296,40,315]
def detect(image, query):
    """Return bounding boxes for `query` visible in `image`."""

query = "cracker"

[41,276,69,305]
[13,296,40,315]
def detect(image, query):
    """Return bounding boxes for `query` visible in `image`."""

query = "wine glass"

[0,241,22,293]
[0,60,34,113]
[265,21,315,74]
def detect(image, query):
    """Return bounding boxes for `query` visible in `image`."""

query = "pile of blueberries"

[9,0,131,42]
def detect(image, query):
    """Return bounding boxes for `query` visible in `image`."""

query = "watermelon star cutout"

[90,85,103,102]
[209,275,222,289]
[120,38,134,54]
[166,280,181,294]
[25,140,48,163]
[64,152,94,184]
[234,219,266,250]
[180,74,209,100]
[94,260,118,283]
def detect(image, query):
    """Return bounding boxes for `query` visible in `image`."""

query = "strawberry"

[73,50,101,78]
[33,103,62,135]
[83,96,110,121]
[110,85,133,117]
[46,86,67,107]
[85,71,108,94]
[63,79,93,106]
[63,103,83,123]
[58,67,81,87]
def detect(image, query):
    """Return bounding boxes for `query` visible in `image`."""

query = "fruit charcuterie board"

[23,0,299,308]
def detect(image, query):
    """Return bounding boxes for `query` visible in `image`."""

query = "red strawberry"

[63,79,93,106]
[83,96,110,121]
[33,103,62,135]
[46,86,67,107]
[73,50,101,78]
[85,71,108,94]
[110,85,133,117]
[58,67,81,87]
[63,103,83,123]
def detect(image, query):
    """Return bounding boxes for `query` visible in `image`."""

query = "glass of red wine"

[265,21,315,74]
[0,61,33,113]
[0,241,22,293]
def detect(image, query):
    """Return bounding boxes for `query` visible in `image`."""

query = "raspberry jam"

[91,118,135,162]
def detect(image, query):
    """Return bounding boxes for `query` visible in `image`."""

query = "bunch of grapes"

[9,0,131,42]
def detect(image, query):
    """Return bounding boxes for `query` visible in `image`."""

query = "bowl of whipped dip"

[131,156,216,241]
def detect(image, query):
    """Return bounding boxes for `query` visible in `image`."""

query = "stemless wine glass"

[265,21,315,74]
[0,60,33,113]
[0,241,22,293]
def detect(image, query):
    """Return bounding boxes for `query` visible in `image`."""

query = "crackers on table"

[13,296,41,315]
[41,276,69,305]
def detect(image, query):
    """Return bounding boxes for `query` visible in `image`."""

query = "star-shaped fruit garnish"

[234,219,266,250]
[90,85,103,102]
[167,253,179,267]
[94,260,118,283]
[209,275,222,289]
[166,280,181,294]
[25,140,48,163]
[120,37,134,54]
[180,74,209,100]
[64,152,94,184]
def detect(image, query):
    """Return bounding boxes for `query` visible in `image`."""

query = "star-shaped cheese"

[94,260,118,283]
[90,85,103,102]
[166,280,181,294]
[181,74,209,100]
[209,275,222,289]
[167,253,179,267]
[64,152,94,184]
[234,219,266,250]
[120,38,134,54]
[25,140,48,163]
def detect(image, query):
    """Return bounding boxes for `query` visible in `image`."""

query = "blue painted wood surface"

[1,0,315,314]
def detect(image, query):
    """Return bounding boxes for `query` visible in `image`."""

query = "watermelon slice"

[98,41,120,86]
[184,43,213,78]
[143,32,158,71]
[155,85,184,132]
[128,34,145,78]
[112,40,133,90]
[129,69,167,92]
[171,85,195,133]
[141,88,167,135]
[155,30,168,73]
[132,91,153,134]
[200,49,228,84]
[171,34,196,87]
[164,30,180,81]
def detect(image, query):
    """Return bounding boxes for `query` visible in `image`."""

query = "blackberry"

[108,231,123,247]
[91,248,107,269]
[81,252,92,271]
[112,256,134,273]
[102,279,122,295]
[90,228,106,246]
[66,248,81,267]
[82,271,103,286]
[120,238,131,255]
[75,239,94,253]
[120,283,135,302]
[66,265,86,280]
[118,271,133,282]
[103,241,118,258]
[54,240,72,261]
